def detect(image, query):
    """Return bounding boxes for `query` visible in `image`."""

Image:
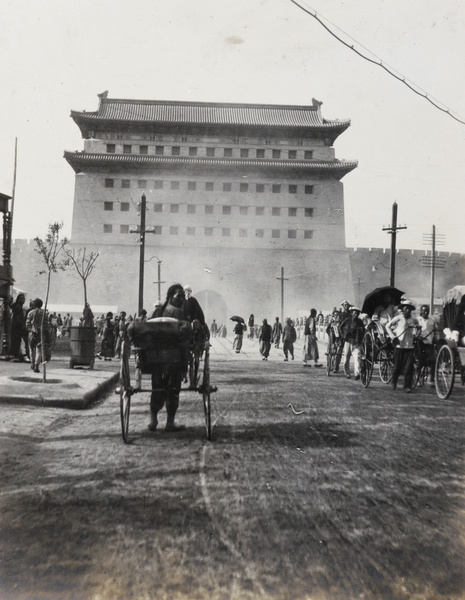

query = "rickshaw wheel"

[119,340,132,443]
[326,339,333,376]
[201,344,212,441]
[435,344,455,399]
[188,344,202,390]
[120,388,131,444]
[378,348,393,384]
[360,331,374,388]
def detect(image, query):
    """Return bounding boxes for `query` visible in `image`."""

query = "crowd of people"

[0,294,76,371]
[2,283,464,431]
[206,289,465,394]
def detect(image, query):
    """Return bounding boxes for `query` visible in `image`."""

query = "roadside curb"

[0,372,119,410]
[81,371,120,409]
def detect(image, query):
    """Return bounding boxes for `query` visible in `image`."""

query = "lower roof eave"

[64,151,357,179]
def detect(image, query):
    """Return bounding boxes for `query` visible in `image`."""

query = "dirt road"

[1,339,464,599]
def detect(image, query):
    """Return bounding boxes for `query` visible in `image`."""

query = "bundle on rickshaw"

[127,317,192,372]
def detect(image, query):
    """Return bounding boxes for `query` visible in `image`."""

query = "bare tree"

[64,247,99,323]
[33,222,68,381]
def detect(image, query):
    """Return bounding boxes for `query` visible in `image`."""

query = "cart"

[434,286,465,399]
[359,286,405,388]
[118,318,216,443]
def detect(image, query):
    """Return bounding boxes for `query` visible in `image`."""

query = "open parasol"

[230,315,245,324]
[361,286,405,318]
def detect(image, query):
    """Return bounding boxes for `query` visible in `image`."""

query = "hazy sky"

[1,0,464,253]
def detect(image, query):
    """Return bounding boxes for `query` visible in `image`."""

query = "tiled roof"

[71,97,350,130]
[64,151,358,178]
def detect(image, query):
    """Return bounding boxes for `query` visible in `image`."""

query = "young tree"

[34,222,68,381]
[64,247,99,325]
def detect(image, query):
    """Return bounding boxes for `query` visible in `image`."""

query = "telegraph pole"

[422,225,445,311]
[130,194,155,315]
[382,202,407,286]
[276,267,289,323]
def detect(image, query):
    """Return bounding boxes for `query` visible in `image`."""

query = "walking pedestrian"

[418,304,439,384]
[146,283,190,432]
[272,317,283,349]
[10,293,29,362]
[210,319,218,338]
[303,308,321,366]
[259,318,272,360]
[114,311,127,358]
[386,299,421,393]
[26,298,45,373]
[340,306,365,379]
[233,320,245,353]
[97,312,116,360]
[248,314,255,340]
[282,318,297,361]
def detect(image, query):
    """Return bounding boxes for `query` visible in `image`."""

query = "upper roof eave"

[70,96,351,133]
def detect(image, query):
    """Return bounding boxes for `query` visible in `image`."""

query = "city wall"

[9,239,465,324]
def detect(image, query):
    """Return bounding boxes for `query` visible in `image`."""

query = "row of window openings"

[105,179,314,194]
[106,144,314,160]
[103,202,314,217]
[103,224,314,239]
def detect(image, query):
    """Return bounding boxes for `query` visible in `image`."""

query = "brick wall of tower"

[70,167,346,250]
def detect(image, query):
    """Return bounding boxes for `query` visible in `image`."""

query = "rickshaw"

[434,285,465,399]
[359,286,405,388]
[118,317,216,443]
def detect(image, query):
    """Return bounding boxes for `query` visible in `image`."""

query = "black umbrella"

[230,315,245,324]
[361,286,405,317]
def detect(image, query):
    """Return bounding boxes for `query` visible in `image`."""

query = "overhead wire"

[289,0,465,126]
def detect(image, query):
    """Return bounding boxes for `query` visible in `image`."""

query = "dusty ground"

[1,338,465,600]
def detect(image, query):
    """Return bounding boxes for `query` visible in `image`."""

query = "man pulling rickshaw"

[120,283,215,443]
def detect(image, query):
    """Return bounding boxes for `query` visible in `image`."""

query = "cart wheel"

[120,387,131,443]
[134,366,142,391]
[435,344,455,399]
[201,344,212,441]
[378,348,393,384]
[326,340,333,376]
[360,331,374,388]
[188,344,202,390]
[119,340,132,443]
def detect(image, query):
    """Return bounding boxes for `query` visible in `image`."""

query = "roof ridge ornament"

[97,90,108,110]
